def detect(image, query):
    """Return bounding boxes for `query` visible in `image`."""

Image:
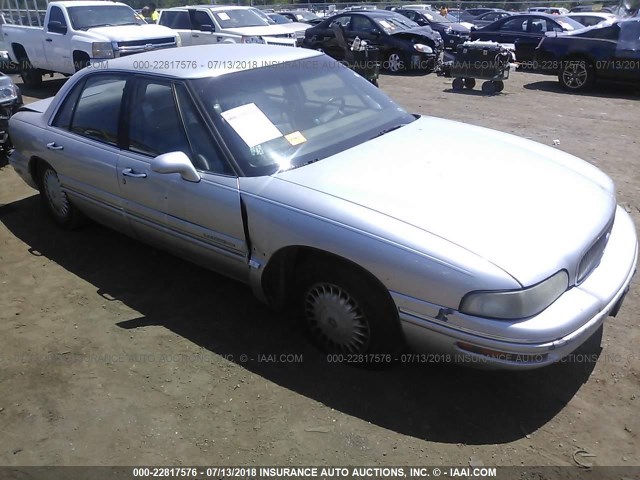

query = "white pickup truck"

[2,0,180,87]
[158,6,297,48]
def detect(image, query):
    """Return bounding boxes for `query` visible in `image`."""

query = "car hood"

[223,25,295,36]
[390,26,441,41]
[276,116,616,286]
[273,22,312,33]
[433,21,470,33]
[86,24,176,42]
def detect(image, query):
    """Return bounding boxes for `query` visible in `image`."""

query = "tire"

[481,80,496,94]
[19,58,42,89]
[452,77,464,91]
[296,259,401,356]
[385,51,404,73]
[493,80,504,92]
[559,58,594,92]
[464,77,476,89]
[38,163,82,229]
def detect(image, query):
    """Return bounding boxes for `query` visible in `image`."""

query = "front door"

[117,77,248,281]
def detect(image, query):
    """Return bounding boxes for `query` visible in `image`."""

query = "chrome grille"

[577,214,615,283]
[116,37,176,47]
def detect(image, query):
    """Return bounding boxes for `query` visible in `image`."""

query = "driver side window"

[330,15,351,29]
[351,15,377,33]
[500,18,527,31]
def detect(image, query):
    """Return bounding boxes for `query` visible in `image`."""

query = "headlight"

[0,77,18,103]
[92,42,114,59]
[413,43,433,53]
[241,36,265,44]
[459,270,569,320]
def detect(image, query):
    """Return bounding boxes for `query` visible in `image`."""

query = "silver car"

[8,45,638,369]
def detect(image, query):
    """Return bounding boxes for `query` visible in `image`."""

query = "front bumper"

[393,205,638,370]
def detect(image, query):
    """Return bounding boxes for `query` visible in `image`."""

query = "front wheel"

[385,51,405,73]
[38,163,82,229]
[296,259,402,355]
[559,58,594,91]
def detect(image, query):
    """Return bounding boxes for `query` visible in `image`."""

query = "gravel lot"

[0,69,638,468]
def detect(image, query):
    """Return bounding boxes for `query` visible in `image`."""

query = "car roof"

[50,1,127,6]
[163,5,259,11]
[91,44,322,79]
[567,11,615,16]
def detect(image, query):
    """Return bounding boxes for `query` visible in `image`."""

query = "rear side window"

[159,10,191,29]
[53,74,127,146]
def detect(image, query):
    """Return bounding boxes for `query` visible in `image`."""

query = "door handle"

[122,168,147,178]
[192,33,199,37]
[45,38,53,42]
[46,142,64,150]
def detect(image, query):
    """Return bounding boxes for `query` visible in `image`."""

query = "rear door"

[43,72,131,231]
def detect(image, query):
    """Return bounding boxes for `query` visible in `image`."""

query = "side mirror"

[199,24,214,32]
[151,151,201,183]
[48,20,67,34]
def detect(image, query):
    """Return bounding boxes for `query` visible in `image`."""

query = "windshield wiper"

[372,124,407,139]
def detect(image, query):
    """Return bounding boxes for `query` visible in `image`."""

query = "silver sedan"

[8,45,638,369]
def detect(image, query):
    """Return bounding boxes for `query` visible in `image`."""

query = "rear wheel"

[559,58,594,91]
[464,77,476,89]
[452,77,464,91]
[19,58,42,88]
[296,259,401,356]
[38,163,82,229]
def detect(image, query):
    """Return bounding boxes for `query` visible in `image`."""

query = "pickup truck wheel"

[38,164,82,229]
[19,59,42,88]
[296,259,401,356]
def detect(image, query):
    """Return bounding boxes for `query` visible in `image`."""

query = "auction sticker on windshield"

[221,103,283,148]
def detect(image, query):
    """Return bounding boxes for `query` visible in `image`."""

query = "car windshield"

[420,10,452,22]
[268,13,292,24]
[293,11,320,21]
[67,5,144,29]
[556,15,587,30]
[189,59,415,177]
[449,10,475,22]
[375,14,419,32]
[212,9,270,28]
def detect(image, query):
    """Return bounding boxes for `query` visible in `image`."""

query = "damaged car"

[303,11,444,72]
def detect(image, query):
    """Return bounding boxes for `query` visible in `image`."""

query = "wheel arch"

[260,245,399,321]
[10,43,28,62]
[28,156,48,189]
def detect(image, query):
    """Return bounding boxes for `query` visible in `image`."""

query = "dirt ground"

[0,69,638,468]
